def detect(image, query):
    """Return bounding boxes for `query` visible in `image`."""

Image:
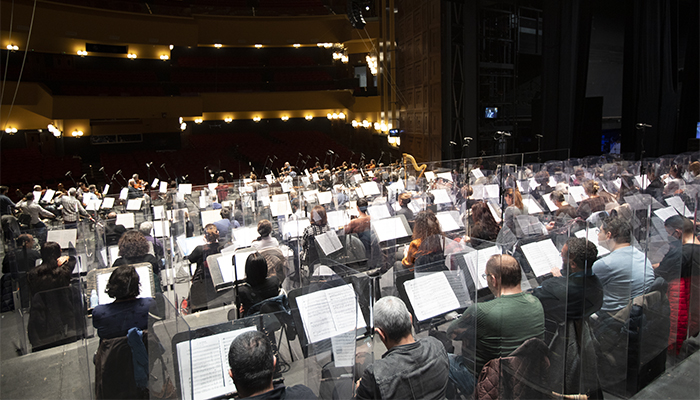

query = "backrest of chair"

[260,247,287,282]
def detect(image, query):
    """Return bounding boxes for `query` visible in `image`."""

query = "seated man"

[593,215,655,313]
[356,296,449,400]
[228,330,316,399]
[213,206,237,245]
[447,254,544,394]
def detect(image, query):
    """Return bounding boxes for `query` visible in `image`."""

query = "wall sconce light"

[180,122,187,131]
[71,130,83,137]
[374,122,380,131]
[293,44,301,48]
[254,44,263,49]
[305,115,313,121]
[327,113,333,120]
[338,112,346,120]
[5,127,17,134]
[362,120,370,128]
[224,117,233,123]
[160,55,169,60]
[48,124,62,137]
[366,54,378,75]
[179,117,183,124]
[253,116,261,122]
[127,53,137,59]
[351,120,359,128]
[77,50,87,56]
[169,44,174,50]
[281,116,289,121]
[6,44,18,51]
[214,43,222,48]
[332,113,339,120]
[194,118,203,124]
[341,55,349,63]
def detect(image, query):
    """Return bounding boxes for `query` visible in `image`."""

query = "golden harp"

[403,153,427,181]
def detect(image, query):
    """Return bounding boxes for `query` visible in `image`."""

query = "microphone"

[160,163,166,169]
[146,162,153,168]
[496,131,511,136]
[450,141,457,146]
[306,155,311,159]
[80,174,86,179]
[463,137,473,141]
[535,134,543,138]
[299,153,303,157]
[65,171,72,176]
[327,150,335,155]
[116,169,122,175]
[99,167,105,172]
[273,155,278,160]
[636,123,652,128]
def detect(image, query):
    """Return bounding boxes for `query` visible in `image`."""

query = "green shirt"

[447,292,545,374]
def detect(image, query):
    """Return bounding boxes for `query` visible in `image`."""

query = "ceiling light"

[254,44,263,49]
[194,118,203,124]
[305,115,313,121]
[253,116,261,122]
[281,116,289,121]
[341,55,349,63]
[160,55,169,60]
[224,117,233,123]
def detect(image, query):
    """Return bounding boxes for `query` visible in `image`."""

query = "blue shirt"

[592,245,655,312]
[93,297,155,339]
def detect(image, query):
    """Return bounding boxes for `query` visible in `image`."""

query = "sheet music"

[281,181,293,193]
[522,197,543,214]
[437,172,453,182]
[424,171,436,181]
[403,272,460,321]
[483,185,500,199]
[312,172,320,182]
[200,210,221,226]
[152,178,160,189]
[568,186,588,203]
[301,177,311,187]
[282,219,310,238]
[415,270,472,309]
[548,176,557,187]
[317,191,333,205]
[388,180,405,193]
[463,246,501,289]
[327,210,349,228]
[119,188,129,200]
[270,200,292,217]
[360,182,380,197]
[159,181,168,193]
[176,326,257,400]
[115,213,135,229]
[521,239,561,277]
[331,331,357,368]
[296,283,366,343]
[436,211,460,232]
[487,202,502,224]
[176,235,206,257]
[199,196,209,209]
[96,265,154,306]
[542,195,559,211]
[178,183,192,195]
[574,229,610,256]
[431,189,452,204]
[103,184,110,195]
[265,174,274,185]
[471,185,485,200]
[86,199,102,211]
[42,189,55,203]
[665,196,693,217]
[233,227,258,248]
[355,186,365,198]
[653,206,679,221]
[153,220,170,238]
[516,215,547,236]
[215,252,247,284]
[470,169,484,179]
[47,229,78,249]
[634,175,650,190]
[353,174,364,184]
[316,230,343,256]
[153,205,166,220]
[372,217,411,242]
[126,199,143,211]
[108,246,120,265]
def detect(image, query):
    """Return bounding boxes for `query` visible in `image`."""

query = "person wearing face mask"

[591,216,655,313]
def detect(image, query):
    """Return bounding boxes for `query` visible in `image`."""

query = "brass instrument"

[402,153,426,181]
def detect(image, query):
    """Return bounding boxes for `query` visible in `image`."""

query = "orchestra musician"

[129,174,147,190]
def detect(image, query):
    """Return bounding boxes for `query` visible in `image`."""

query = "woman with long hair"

[27,241,75,296]
[467,201,500,248]
[237,252,281,316]
[503,187,527,236]
[402,210,445,269]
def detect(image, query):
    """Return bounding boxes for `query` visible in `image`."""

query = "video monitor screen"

[485,107,498,119]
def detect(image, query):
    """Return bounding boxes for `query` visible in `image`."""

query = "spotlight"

[332,113,339,120]
[338,112,346,120]
[327,113,333,120]
[374,122,380,131]
[169,44,174,50]
[362,120,370,128]
[179,117,183,124]
[351,120,359,128]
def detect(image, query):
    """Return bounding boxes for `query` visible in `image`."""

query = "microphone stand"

[495,131,510,222]
[295,153,303,171]
[161,164,172,182]
[117,170,128,187]
[377,151,385,166]
[66,171,76,186]
[146,162,153,188]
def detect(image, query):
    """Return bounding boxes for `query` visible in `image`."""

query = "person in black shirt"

[237,252,281,317]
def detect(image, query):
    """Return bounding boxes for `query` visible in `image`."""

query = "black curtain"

[621,0,680,158]
[540,0,593,155]
[675,0,700,152]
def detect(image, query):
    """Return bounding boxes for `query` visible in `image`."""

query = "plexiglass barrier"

[4,154,700,399]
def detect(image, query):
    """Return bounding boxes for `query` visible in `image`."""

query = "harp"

[403,153,426,181]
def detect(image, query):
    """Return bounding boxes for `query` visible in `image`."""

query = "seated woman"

[503,188,528,237]
[112,230,161,288]
[402,210,448,271]
[237,252,282,317]
[251,219,279,251]
[576,180,606,220]
[27,241,75,297]
[93,265,155,340]
[301,205,330,270]
[188,224,222,311]
[93,265,155,400]
[466,201,499,248]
